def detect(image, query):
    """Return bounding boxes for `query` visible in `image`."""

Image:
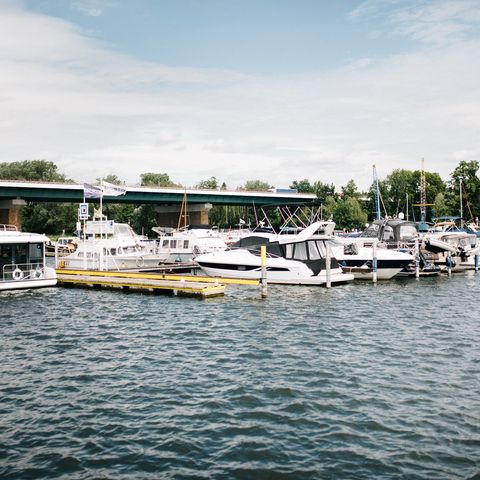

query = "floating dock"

[56,269,259,298]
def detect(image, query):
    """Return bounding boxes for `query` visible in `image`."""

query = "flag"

[83,183,102,199]
[101,180,126,197]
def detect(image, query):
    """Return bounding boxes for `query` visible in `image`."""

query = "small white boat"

[195,221,354,285]
[57,220,169,271]
[152,225,228,262]
[0,224,57,291]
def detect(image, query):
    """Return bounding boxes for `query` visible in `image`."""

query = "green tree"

[140,172,179,187]
[341,179,359,199]
[0,160,68,182]
[196,176,218,190]
[433,192,450,218]
[290,179,314,193]
[322,196,337,220]
[334,197,368,230]
[313,181,335,201]
[241,180,271,191]
[447,160,480,219]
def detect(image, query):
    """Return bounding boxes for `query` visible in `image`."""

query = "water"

[1,274,480,479]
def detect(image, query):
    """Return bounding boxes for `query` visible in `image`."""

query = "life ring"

[33,269,43,279]
[136,256,145,267]
[13,268,24,281]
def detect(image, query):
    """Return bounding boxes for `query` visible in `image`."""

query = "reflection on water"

[1,274,480,479]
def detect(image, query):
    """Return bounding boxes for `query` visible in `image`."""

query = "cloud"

[350,0,480,45]
[0,2,479,192]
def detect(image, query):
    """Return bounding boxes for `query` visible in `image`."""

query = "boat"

[347,218,441,277]
[195,221,354,285]
[0,224,57,291]
[45,236,78,257]
[57,219,170,271]
[327,237,415,280]
[152,224,228,262]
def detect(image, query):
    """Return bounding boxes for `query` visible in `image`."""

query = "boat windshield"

[360,224,380,238]
[398,225,417,241]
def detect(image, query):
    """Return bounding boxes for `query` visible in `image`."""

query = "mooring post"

[260,245,268,298]
[326,244,331,288]
[415,237,420,279]
[372,241,378,284]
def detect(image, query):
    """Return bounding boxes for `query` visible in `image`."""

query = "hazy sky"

[1,0,480,190]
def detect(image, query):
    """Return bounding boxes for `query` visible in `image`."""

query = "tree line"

[1,159,479,235]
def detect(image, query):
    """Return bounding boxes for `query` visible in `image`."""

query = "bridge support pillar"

[155,203,213,228]
[0,199,27,230]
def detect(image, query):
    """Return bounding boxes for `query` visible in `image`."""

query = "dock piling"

[260,245,268,298]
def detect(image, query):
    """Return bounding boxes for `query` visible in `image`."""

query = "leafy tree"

[341,179,359,199]
[0,160,68,182]
[447,160,480,219]
[196,176,218,190]
[241,180,271,192]
[313,181,335,201]
[322,196,337,220]
[433,192,450,218]
[334,197,368,230]
[140,172,179,187]
[97,174,124,185]
[290,179,314,193]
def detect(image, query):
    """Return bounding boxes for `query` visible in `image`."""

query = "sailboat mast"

[373,165,381,221]
[420,158,426,223]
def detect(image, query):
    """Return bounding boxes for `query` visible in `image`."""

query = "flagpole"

[100,179,104,271]
[83,191,87,270]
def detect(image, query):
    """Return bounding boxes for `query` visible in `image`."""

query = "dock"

[56,269,228,298]
[56,269,259,298]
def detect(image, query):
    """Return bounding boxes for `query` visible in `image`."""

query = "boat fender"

[58,260,65,268]
[136,256,145,267]
[13,268,24,281]
[446,257,456,268]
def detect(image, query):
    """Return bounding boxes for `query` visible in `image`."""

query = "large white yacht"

[195,221,354,285]
[57,220,170,271]
[0,224,57,291]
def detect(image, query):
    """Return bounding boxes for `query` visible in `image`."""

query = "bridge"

[0,180,316,228]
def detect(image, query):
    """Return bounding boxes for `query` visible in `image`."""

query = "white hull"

[0,266,57,291]
[199,264,352,285]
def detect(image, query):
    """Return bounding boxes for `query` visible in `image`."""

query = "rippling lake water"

[1,273,480,479]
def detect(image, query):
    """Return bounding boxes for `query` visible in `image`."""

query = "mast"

[420,158,426,223]
[459,178,463,227]
[373,164,381,220]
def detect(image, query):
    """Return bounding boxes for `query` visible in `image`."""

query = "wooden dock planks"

[56,269,229,298]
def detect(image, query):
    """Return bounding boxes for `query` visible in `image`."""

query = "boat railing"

[2,263,46,282]
[0,224,18,232]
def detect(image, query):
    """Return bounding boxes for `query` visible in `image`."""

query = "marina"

[1,274,479,479]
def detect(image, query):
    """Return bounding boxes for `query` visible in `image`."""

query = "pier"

[56,269,260,298]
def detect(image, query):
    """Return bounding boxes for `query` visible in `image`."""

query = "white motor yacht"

[57,220,169,271]
[152,225,227,263]
[0,224,57,291]
[195,221,354,285]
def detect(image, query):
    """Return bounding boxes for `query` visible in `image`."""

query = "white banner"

[101,180,126,197]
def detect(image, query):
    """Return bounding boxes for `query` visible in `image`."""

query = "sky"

[1,0,480,190]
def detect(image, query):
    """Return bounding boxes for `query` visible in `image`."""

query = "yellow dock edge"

[57,275,226,298]
[56,269,259,286]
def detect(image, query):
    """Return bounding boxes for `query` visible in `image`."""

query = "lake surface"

[1,273,480,479]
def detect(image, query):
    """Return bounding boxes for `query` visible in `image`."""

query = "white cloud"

[351,0,480,45]
[0,2,480,192]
